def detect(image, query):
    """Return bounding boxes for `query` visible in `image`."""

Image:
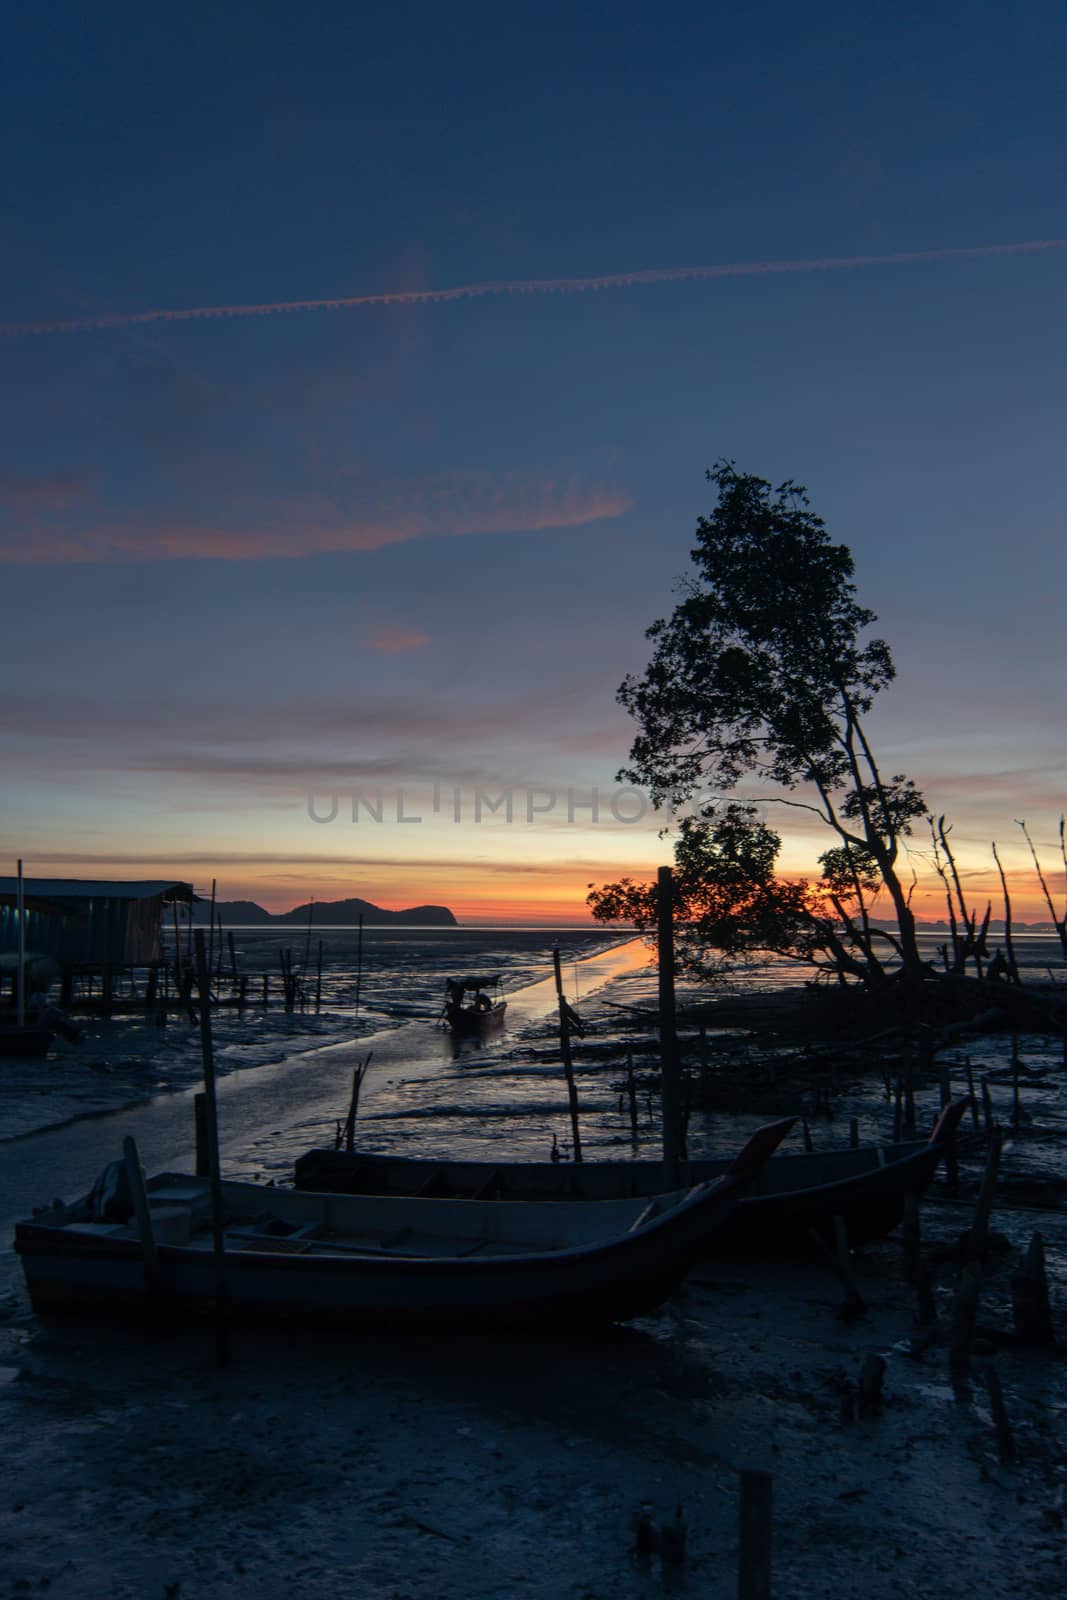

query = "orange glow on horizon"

[6,850,1062,927]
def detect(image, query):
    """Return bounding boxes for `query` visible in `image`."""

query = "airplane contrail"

[2,237,1065,338]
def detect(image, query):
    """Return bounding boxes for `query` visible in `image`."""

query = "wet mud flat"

[2,943,1065,1597]
[0,1194,1064,1600]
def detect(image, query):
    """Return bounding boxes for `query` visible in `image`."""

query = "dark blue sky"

[2,2,1065,918]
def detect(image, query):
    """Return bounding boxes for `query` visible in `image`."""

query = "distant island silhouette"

[190,897,457,927]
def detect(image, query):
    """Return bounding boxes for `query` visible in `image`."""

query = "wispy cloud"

[0,471,90,509]
[364,629,431,653]
[4,239,1064,339]
[0,471,632,565]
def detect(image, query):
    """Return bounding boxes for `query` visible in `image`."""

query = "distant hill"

[191,897,456,927]
[190,900,273,926]
[276,898,457,927]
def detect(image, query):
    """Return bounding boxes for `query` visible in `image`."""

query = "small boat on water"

[13,1120,793,1330]
[442,975,507,1034]
[294,1100,970,1253]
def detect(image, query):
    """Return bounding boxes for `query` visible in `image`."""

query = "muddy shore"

[1,953,1065,1599]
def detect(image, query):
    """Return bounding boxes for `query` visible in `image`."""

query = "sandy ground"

[1,1199,1064,1600]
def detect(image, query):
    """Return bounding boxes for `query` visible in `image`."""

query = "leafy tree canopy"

[596,463,930,983]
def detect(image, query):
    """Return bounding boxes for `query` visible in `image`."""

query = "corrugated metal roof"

[0,878,196,902]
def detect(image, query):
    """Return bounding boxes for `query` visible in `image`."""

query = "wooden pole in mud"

[626,1050,639,1143]
[194,929,229,1368]
[206,878,217,990]
[738,1469,772,1600]
[15,858,25,1028]
[316,939,323,1012]
[657,866,682,1190]
[355,913,364,1015]
[172,899,183,986]
[553,948,583,1162]
[300,897,315,1012]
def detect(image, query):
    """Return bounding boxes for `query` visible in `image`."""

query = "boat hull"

[445,1000,507,1034]
[14,1169,743,1331]
[295,1101,968,1252]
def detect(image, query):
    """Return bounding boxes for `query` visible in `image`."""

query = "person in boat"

[446,979,466,1011]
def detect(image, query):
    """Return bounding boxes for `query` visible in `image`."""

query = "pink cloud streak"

[0,473,632,565]
[3,239,1065,338]
[365,629,431,653]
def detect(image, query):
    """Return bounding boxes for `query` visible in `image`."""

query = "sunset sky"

[2,3,1065,923]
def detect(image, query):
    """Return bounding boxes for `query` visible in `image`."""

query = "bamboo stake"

[343,1054,372,1152]
[172,899,183,985]
[194,929,229,1368]
[355,913,364,1015]
[553,948,582,1162]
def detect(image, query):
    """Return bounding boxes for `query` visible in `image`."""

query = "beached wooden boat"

[14,1120,794,1329]
[294,1100,969,1253]
[443,976,507,1034]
